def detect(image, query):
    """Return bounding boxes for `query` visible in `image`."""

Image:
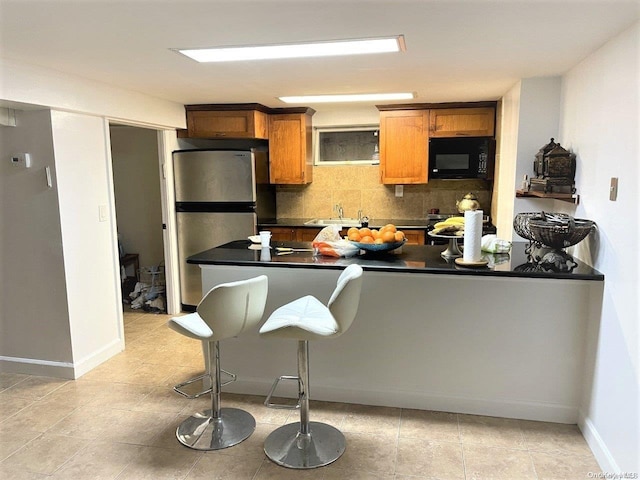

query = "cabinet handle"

[214,133,227,136]
[455,132,471,136]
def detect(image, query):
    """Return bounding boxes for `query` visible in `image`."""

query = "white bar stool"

[167,275,268,451]
[259,264,364,469]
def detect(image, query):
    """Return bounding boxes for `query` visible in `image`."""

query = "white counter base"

[201,265,601,423]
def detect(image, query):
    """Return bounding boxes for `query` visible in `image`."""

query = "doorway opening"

[109,123,167,315]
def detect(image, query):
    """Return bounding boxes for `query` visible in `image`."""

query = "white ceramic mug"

[259,231,271,248]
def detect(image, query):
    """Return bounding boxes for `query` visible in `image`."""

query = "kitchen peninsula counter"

[188,241,604,424]
[188,240,604,281]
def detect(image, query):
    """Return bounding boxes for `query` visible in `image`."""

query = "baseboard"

[72,338,125,378]
[578,409,617,472]
[0,355,76,379]
[0,338,124,380]
[225,377,579,423]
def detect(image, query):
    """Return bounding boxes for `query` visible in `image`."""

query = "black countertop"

[258,218,431,229]
[188,240,604,281]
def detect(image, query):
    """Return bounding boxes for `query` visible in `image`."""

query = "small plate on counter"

[248,235,261,244]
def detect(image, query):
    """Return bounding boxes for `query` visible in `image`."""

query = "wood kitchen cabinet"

[379,110,429,184]
[268,109,314,184]
[267,227,322,242]
[185,104,269,139]
[402,229,425,245]
[268,227,297,242]
[429,107,495,137]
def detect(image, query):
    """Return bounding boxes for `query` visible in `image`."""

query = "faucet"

[357,209,363,222]
[334,203,344,220]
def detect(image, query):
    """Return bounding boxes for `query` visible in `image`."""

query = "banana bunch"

[432,216,465,236]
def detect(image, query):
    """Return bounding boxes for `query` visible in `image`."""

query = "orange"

[381,230,396,243]
[383,223,397,233]
[359,227,372,238]
[348,231,361,242]
[371,229,380,239]
[347,227,359,236]
[394,231,405,242]
[360,235,374,244]
[374,238,384,244]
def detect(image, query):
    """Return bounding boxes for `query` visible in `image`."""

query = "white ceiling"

[1,0,639,112]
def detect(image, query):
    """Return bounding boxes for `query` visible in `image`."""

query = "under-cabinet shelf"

[516,189,580,204]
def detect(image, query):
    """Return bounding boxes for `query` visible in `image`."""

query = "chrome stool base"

[176,407,256,451]
[263,421,346,469]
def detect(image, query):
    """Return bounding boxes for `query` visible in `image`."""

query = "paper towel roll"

[463,210,483,262]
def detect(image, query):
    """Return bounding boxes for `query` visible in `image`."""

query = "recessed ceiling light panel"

[278,93,415,104]
[176,35,405,62]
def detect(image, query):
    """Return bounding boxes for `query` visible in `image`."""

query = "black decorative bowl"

[528,217,595,249]
[513,212,545,242]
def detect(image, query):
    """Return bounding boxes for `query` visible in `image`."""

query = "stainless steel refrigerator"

[173,148,275,309]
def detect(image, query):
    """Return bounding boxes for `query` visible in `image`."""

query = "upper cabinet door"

[186,110,269,139]
[379,110,429,184]
[268,113,313,184]
[429,107,495,137]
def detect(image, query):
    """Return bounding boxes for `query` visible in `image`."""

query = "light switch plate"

[98,204,108,222]
[609,177,618,201]
[10,153,31,168]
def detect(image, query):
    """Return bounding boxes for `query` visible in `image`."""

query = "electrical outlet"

[395,185,404,197]
[609,177,618,201]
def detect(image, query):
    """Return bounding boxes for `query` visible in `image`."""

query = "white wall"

[110,126,164,269]
[494,77,563,240]
[0,60,186,376]
[557,22,639,473]
[0,58,185,129]
[50,111,125,377]
[0,110,74,373]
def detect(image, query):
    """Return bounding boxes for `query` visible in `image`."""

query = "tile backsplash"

[276,165,492,220]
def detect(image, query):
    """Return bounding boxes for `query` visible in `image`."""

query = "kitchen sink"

[304,218,362,227]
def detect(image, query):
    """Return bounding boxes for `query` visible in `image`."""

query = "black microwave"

[429,137,495,179]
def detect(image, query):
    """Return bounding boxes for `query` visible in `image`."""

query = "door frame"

[106,121,181,315]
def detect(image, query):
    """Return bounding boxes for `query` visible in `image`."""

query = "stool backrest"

[197,275,268,341]
[327,264,364,336]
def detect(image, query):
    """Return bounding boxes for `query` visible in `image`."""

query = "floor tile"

[0,430,40,462]
[399,409,460,444]
[0,372,30,390]
[0,395,77,433]
[0,393,33,421]
[115,444,201,479]
[330,431,398,475]
[520,420,594,456]
[185,451,264,479]
[324,466,394,479]
[463,444,537,480]
[0,463,49,479]
[458,414,526,449]
[48,404,175,445]
[253,460,325,479]
[48,439,144,480]
[530,450,602,480]
[396,437,465,479]
[133,385,193,414]
[342,404,401,436]
[1,376,68,400]
[0,432,86,475]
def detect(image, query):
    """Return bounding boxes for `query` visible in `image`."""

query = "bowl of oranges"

[346,224,407,253]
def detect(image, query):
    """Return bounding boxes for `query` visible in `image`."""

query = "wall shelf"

[516,189,580,204]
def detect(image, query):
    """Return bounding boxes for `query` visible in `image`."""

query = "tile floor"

[0,310,602,480]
